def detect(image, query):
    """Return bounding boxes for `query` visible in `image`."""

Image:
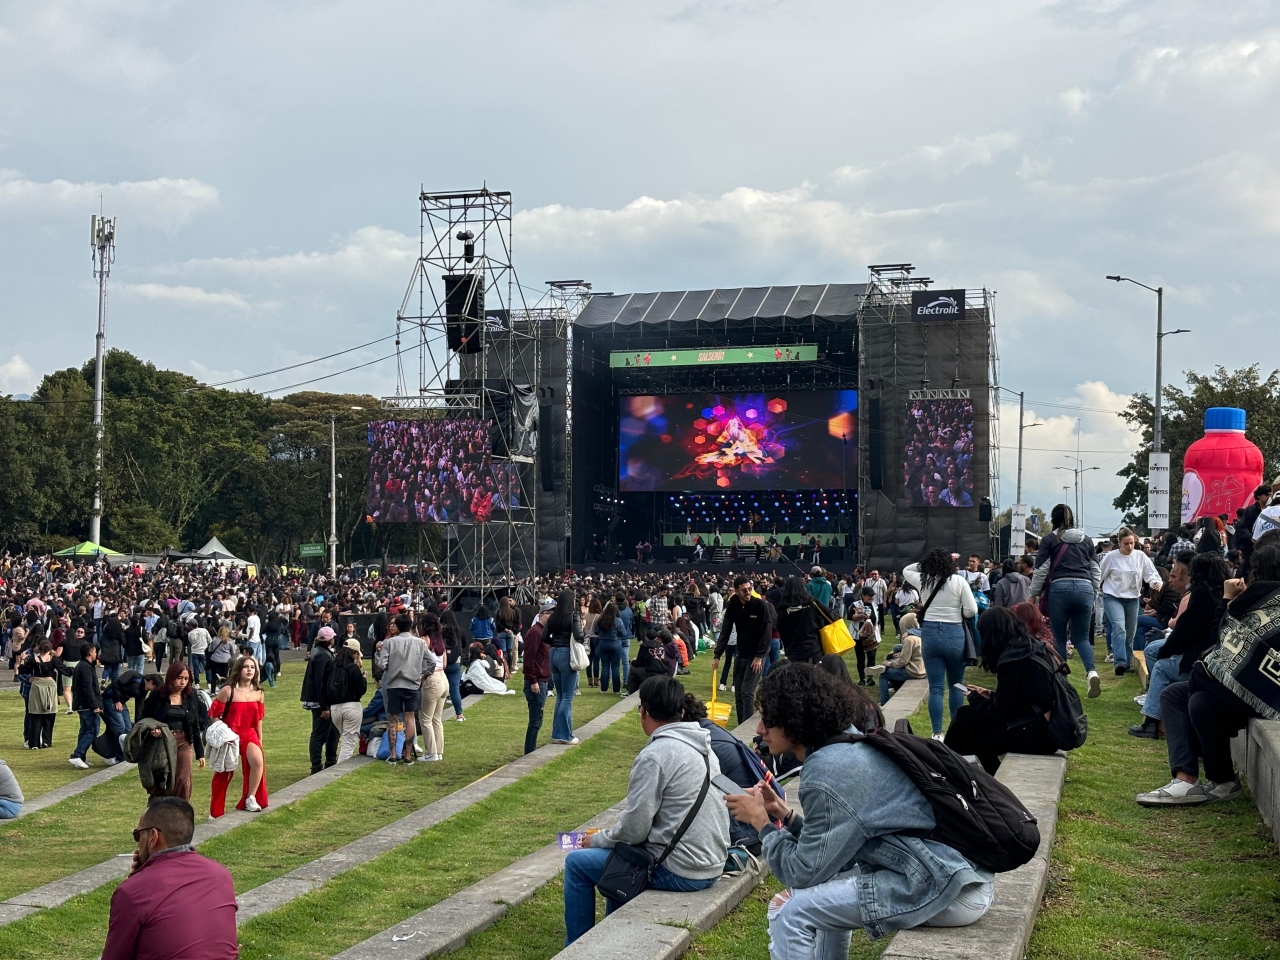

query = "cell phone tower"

[88,213,116,546]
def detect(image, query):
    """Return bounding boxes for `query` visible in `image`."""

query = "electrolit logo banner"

[910,289,966,320]
[1149,452,1171,531]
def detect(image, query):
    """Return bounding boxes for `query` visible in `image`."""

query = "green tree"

[1113,365,1280,533]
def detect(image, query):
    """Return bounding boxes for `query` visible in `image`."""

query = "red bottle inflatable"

[1180,407,1265,524]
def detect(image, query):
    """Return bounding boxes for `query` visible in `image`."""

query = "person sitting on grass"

[1137,543,1280,806]
[0,758,22,819]
[867,611,925,706]
[725,663,993,953]
[942,607,1062,774]
[562,675,730,946]
[103,796,237,960]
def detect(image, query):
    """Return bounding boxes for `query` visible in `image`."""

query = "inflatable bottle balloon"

[1180,407,1264,524]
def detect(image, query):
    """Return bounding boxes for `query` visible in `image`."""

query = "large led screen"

[366,419,520,523]
[903,399,976,507]
[618,390,857,492]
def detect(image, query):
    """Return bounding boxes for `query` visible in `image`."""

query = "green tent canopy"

[52,541,123,557]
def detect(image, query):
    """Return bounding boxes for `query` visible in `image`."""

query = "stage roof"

[573,284,867,329]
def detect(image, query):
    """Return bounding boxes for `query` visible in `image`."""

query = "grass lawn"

[0,668,621,959]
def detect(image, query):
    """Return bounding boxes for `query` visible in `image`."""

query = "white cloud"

[0,354,38,395]
[0,169,218,230]
[1058,86,1092,114]
[1132,35,1280,95]
[171,226,417,281]
[834,132,1020,184]
[990,270,1079,324]
[119,283,252,310]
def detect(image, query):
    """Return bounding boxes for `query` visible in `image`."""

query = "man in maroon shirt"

[522,600,555,755]
[103,797,238,960]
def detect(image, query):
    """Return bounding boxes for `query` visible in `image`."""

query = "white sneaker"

[931,733,944,742]
[1087,671,1101,699]
[68,757,90,769]
[244,796,263,812]
[414,738,425,755]
[103,757,121,766]
[421,754,442,762]
[866,664,886,676]
[718,683,727,691]
[1136,777,1209,806]
[454,714,466,722]
[1204,778,1243,803]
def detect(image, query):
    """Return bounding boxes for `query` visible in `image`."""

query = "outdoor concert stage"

[570,268,1000,571]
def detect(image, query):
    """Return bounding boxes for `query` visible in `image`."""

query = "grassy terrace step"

[0,676,621,959]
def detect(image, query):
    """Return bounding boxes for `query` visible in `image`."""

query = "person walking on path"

[903,551,978,739]
[140,661,207,801]
[69,642,103,769]
[1030,504,1102,698]
[1099,526,1164,677]
[329,640,368,763]
[713,575,771,727]
[546,590,584,745]
[301,626,339,774]
[522,601,554,754]
[208,655,268,816]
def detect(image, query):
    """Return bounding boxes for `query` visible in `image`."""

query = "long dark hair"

[917,549,955,590]
[546,589,576,636]
[597,601,618,634]
[977,606,1032,673]
[1189,553,1229,595]
[161,659,194,699]
[780,576,811,608]
[1051,503,1075,533]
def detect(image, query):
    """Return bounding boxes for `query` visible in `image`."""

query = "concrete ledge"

[236,693,641,926]
[14,762,137,819]
[880,752,1067,960]
[1233,718,1280,851]
[882,679,929,727]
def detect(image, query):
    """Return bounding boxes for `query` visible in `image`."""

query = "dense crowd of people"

[3,484,1279,956]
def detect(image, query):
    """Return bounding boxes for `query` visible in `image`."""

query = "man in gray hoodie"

[562,676,731,945]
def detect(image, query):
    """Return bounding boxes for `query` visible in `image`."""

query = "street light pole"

[89,214,115,546]
[1016,392,1025,506]
[1154,285,1164,454]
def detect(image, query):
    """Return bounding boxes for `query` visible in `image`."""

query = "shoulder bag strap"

[916,576,948,620]
[652,748,712,870]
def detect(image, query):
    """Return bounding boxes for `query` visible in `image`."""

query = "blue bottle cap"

[1204,407,1246,431]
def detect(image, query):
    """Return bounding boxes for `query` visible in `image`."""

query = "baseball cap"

[344,638,361,652]
[317,626,336,641]
[811,566,823,575]
[538,599,556,614]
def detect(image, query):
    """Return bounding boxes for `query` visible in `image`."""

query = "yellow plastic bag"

[820,617,855,657]
[709,680,732,728]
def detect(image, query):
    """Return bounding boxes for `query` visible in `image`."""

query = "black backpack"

[325,662,348,705]
[816,731,1040,873]
[1030,645,1088,751]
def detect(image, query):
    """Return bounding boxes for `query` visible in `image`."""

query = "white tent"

[181,536,250,567]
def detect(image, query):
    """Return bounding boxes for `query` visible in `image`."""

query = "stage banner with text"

[610,344,817,368]
[1010,503,1028,557]
[1148,453,1170,531]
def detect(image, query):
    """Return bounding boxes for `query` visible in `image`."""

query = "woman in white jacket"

[903,550,978,740]
[1099,527,1163,677]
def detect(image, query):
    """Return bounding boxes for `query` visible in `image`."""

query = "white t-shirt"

[246,613,261,642]
[962,569,990,593]
[1099,549,1161,600]
[903,565,979,624]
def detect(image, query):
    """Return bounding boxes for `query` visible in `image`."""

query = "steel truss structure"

[384,189,540,586]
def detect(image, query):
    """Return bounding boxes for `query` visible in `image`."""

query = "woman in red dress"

[209,654,268,817]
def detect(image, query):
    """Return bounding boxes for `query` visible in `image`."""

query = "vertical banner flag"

[1148,453,1171,531]
[1010,503,1028,557]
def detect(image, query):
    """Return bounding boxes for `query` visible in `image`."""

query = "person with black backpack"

[725,662,1016,952]
[328,640,368,762]
[943,606,1085,774]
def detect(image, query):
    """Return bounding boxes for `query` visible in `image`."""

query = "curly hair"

[755,662,862,749]
[917,548,956,590]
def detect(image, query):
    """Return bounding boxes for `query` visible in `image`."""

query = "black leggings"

[719,650,736,686]
[856,645,878,681]
[1162,667,1256,784]
[29,712,54,749]
[944,706,1057,774]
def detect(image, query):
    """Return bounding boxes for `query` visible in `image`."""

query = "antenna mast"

[89,213,116,546]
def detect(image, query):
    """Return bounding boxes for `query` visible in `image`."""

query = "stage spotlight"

[456,230,475,262]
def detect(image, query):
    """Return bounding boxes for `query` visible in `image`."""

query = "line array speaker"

[443,273,484,354]
[868,397,883,490]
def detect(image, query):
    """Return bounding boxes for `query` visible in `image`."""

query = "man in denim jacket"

[726,664,994,957]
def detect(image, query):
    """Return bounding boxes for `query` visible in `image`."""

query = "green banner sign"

[610,344,817,369]
[299,542,326,558]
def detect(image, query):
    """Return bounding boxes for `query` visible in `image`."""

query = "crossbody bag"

[596,745,712,906]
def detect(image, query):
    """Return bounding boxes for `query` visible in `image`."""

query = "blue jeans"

[188,653,206,685]
[563,847,717,945]
[921,621,966,735]
[1140,639,1188,721]
[127,655,145,675]
[621,638,630,684]
[100,663,120,683]
[550,646,578,741]
[0,797,20,819]
[597,638,622,692]
[73,709,100,760]
[762,637,782,677]
[444,662,464,717]
[1103,595,1140,668]
[1135,615,1163,649]
[493,630,514,667]
[878,666,911,706]
[524,677,548,754]
[101,699,130,759]
[1047,579,1096,673]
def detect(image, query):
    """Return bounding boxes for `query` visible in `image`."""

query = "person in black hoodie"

[69,643,104,768]
[300,627,338,774]
[943,607,1059,774]
[775,576,823,665]
[713,576,772,727]
[99,612,126,684]
[1130,553,1228,738]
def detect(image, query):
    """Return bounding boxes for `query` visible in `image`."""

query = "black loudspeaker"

[868,397,883,490]
[539,402,554,492]
[978,496,993,521]
[444,273,484,354]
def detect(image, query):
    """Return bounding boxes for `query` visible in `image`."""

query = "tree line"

[0,349,437,566]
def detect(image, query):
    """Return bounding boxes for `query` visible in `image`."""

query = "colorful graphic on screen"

[903,399,976,507]
[367,419,518,523]
[618,390,857,492]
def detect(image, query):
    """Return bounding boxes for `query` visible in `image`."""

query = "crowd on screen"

[4,486,1280,955]
[366,419,524,524]
[902,399,976,507]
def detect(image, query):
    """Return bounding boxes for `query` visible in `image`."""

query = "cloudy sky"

[2,0,1277,533]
